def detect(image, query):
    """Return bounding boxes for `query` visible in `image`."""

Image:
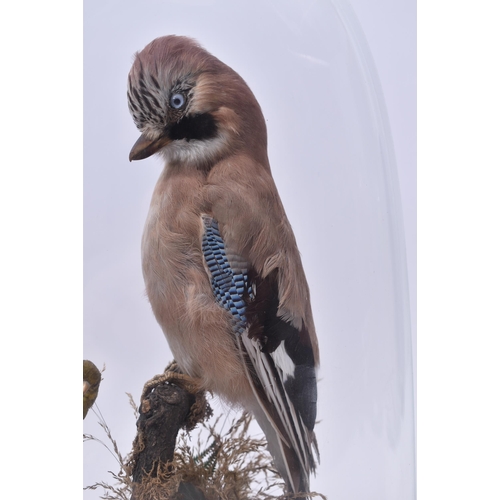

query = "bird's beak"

[83,380,90,394]
[129,131,172,161]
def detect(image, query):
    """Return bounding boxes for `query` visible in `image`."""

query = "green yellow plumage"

[83,360,101,419]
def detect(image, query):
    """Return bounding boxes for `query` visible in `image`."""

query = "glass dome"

[84,1,416,498]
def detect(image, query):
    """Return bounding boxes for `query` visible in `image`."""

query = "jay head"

[127,35,320,497]
[128,35,268,169]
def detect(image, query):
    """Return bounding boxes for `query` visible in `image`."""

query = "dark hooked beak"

[129,131,172,161]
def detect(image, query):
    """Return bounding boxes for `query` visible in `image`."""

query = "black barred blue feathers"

[202,216,253,334]
[201,214,318,493]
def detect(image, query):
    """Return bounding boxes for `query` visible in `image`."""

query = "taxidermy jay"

[127,35,319,495]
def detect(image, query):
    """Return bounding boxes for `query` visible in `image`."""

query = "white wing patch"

[270,342,296,381]
[238,332,312,492]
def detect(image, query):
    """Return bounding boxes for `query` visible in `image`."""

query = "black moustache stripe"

[169,113,218,142]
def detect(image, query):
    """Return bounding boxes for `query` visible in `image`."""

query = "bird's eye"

[170,93,185,109]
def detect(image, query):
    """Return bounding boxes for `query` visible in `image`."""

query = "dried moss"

[85,397,325,500]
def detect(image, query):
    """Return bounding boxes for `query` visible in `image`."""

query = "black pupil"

[173,95,183,107]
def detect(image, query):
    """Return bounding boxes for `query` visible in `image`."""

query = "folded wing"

[201,215,318,494]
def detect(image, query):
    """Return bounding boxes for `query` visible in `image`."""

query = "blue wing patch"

[202,216,253,334]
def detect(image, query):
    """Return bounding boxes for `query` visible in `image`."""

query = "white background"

[1,0,499,499]
[82,1,416,497]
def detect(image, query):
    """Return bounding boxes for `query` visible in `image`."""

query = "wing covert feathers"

[202,216,318,495]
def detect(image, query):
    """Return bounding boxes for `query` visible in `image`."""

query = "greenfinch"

[83,360,101,419]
